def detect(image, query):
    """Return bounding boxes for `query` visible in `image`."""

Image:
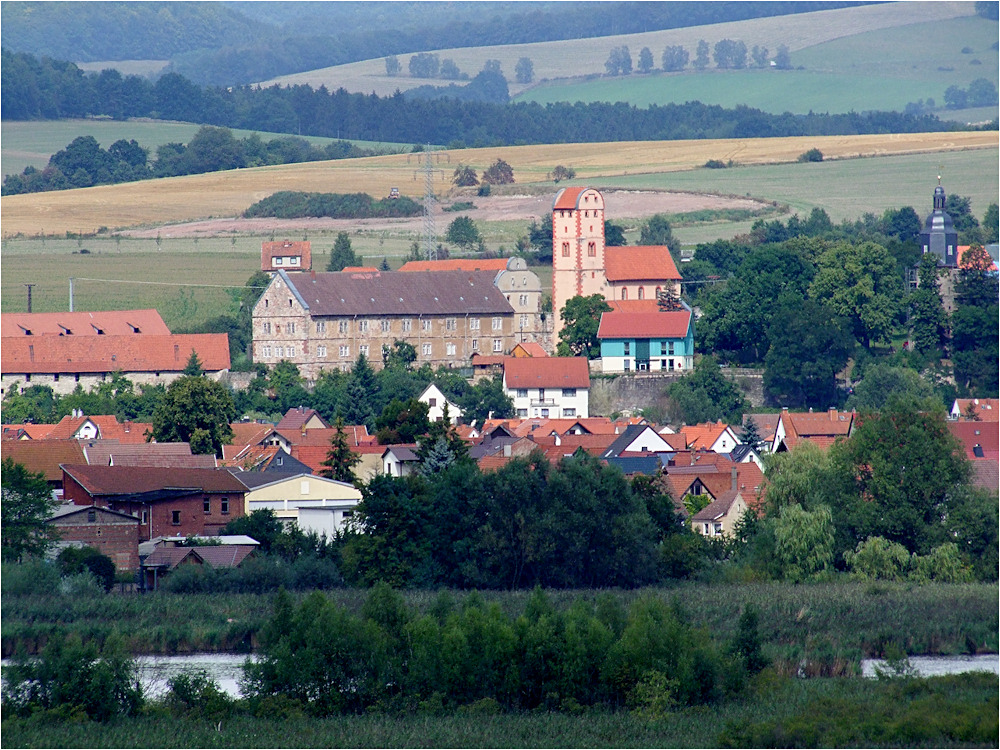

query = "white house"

[503,357,590,419]
[601,425,675,458]
[381,445,420,477]
[234,471,361,534]
[418,384,463,424]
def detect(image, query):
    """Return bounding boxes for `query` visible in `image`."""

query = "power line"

[70,277,269,290]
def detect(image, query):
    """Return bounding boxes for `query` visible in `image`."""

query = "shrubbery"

[242,584,759,715]
[243,191,422,219]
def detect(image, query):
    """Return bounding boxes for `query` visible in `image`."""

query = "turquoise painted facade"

[599,318,695,373]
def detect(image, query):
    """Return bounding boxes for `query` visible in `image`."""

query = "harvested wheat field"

[2,132,995,238]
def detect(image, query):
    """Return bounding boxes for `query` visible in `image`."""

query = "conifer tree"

[320,417,361,484]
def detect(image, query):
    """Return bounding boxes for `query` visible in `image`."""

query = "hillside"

[1,132,994,238]
[260,2,975,98]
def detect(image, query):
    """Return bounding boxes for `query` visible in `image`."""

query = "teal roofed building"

[597,304,694,374]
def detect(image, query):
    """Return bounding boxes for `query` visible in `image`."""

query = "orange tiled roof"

[607,300,661,313]
[782,409,854,438]
[2,334,231,374]
[227,422,278,450]
[511,342,549,358]
[46,415,150,443]
[275,407,329,431]
[553,187,589,210]
[681,421,732,450]
[957,245,999,272]
[504,356,590,390]
[341,266,379,273]
[2,309,170,337]
[1,439,86,481]
[953,398,1000,422]
[2,423,57,440]
[399,259,509,272]
[605,246,681,282]
[262,241,311,272]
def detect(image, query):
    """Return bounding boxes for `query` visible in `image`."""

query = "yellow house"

[235,471,361,536]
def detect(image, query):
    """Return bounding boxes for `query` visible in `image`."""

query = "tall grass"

[3,673,996,748]
[3,579,996,660]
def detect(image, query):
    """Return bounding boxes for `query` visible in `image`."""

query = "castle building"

[551,187,682,342]
[252,269,520,382]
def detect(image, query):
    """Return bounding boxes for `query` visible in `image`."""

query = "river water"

[861,654,998,678]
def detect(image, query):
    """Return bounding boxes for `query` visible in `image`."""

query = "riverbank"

[3,672,997,749]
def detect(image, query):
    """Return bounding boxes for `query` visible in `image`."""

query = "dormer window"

[59,325,72,335]
[18,325,32,335]
[91,324,105,334]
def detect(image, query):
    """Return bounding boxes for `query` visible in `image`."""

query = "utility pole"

[423,148,437,261]
[69,278,74,312]
[23,283,35,313]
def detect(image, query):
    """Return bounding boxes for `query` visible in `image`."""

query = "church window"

[638,287,644,300]
[588,242,596,257]
[622,288,628,300]
[562,242,570,257]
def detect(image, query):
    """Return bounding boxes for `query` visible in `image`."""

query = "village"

[2,184,997,591]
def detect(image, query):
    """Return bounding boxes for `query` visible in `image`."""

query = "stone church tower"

[551,187,607,340]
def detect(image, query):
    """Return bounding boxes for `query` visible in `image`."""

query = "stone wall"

[589,368,765,417]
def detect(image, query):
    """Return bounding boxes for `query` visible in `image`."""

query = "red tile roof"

[399,259,509,272]
[552,187,589,210]
[598,310,691,339]
[341,266,379,273]
[2,439,86,481]
[81,441,217,469]
[953,398,1000,422]
[46,416,151,443]
[2,423,57,440]
[511,342,549,358]
[970,460,999,493]
[227,422,279,450]
[275,407,329,431]
[2,334,230,374]
[61,465,248,496]
[607,300,661,313]
[605,246,680,282]
[262,241,311,272]
[2,310,170,337]
[947,421,1000,461]
[957,245,999,272]
[503,356,590,390]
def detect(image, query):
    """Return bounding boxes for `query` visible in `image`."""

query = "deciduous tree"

[445,215,482,251]
[481,158,514,185]
[1,458,57,562]
[514,57,534,84]
[150,375,235,456]
[452,164,478,187]
[557,294,612,357]
[661,45,689,71]
[637,47,654,73]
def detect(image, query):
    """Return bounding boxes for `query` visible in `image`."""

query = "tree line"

[688,200,998,408]
[607,40,791,76]
[3,51,979,150]
[2,126,389,196]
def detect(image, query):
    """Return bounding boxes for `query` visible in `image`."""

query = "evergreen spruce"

[320,417,361,483]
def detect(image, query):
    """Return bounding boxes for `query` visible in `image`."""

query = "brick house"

[48,503,140,572]
[252,269,520,381]
[61,465,247,541]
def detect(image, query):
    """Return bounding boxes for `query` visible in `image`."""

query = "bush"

[244,191,422,220]
[3,633,142,721]
[57,546,116,592]
[844,536,911,581]
[704,159,728,169]
[797,148,824,163]
[1,559,60,596]
[164,669,235,719]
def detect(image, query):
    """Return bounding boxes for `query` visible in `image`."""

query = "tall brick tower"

[551,187,606,342]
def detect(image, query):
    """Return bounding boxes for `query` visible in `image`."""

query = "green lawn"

[0,119,413,178]
[515,16,999,116]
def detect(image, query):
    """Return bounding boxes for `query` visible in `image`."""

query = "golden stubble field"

[259,1,970,97]
[2,132,995,238]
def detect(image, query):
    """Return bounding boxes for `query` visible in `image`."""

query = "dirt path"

[123,190,766,239]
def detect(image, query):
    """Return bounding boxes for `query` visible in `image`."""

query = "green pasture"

[0,119,413,178]
[515,16,999,115]
[595,148,999,244]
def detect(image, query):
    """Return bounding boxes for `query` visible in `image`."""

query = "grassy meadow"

[0,119,413,178]
[2,132,994,238]
[259,2,974,99]
[2,142,996,328]
[515,15,999,114]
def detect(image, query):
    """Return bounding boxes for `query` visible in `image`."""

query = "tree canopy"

[150,375,235,456]
[557,294,612,358]
[1,458,57,562]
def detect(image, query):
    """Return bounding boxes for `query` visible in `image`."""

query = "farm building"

[1,309,230,396]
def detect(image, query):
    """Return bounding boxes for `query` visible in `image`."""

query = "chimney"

[731,465,738,492]
[310,269,316,281]
[829,408,837,421]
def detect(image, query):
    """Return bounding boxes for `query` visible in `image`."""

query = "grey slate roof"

[284,270,515,317]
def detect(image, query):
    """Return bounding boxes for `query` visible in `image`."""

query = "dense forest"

[2,1,869,86]
[2,51,977,151]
